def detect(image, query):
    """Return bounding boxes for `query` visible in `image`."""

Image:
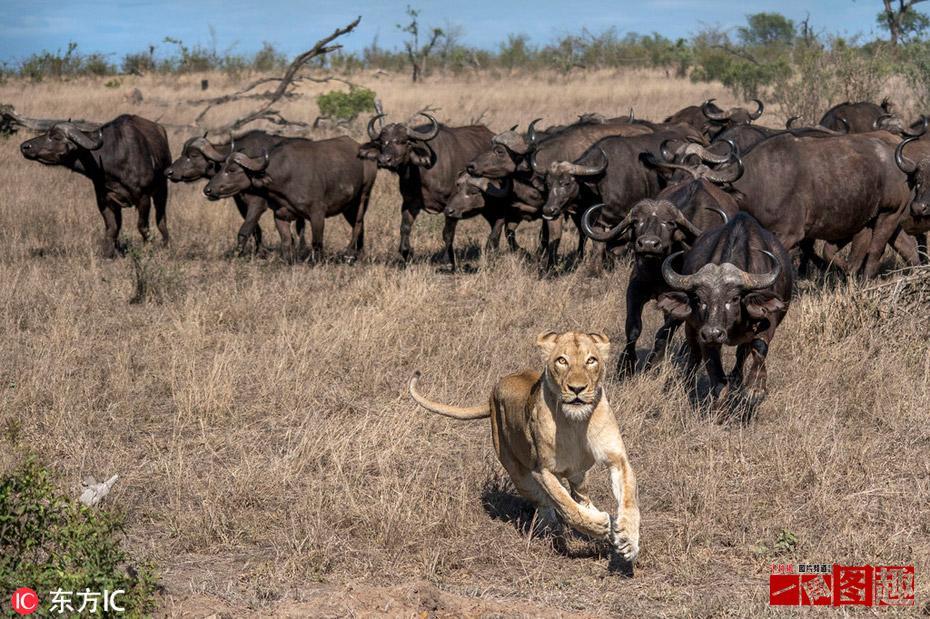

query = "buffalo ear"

[657,292,692,320]
[587,332,611,361]
[358,143,380,161]
[536,331,560,359]
[743,292,785,319]
[409,141,436,168]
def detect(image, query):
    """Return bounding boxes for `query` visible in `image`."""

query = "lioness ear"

[536,331,559,358]
[587,332,611,360]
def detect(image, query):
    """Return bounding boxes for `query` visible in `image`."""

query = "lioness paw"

[609,516,640,562]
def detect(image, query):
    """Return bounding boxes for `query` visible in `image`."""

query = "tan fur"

[409,331,641,561]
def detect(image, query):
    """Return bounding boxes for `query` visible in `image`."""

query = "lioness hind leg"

[497,446,559,532]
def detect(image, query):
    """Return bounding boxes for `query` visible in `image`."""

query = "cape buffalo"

[165,130,304,255]
[820,99,897,133]
[204,136,376,263]
[358,113,492,271]
[657,212,793,400]
[892,132,930,262]
[582,176,736,376]
[664,99,763,141]
[698,131,915,278]
[20,114,170,257]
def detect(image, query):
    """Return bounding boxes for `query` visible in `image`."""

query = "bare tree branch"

[0,105,99,134]
[198,16,361,134]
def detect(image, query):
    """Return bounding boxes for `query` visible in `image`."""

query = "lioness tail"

[408,371,490,420]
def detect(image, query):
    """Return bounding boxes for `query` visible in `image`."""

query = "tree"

[877,0,929,45]
[738,12,796,47]
[397,5,445,82]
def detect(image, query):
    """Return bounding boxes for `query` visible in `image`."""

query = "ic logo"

[11,588,39,615]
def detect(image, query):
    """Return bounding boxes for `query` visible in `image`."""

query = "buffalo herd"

[18,97,930,402]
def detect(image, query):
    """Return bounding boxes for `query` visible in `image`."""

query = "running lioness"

[409,331,640,561]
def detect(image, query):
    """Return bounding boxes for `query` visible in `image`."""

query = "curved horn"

[565,147,607,176]
[58,123,103,150]
[367,113,386,140]
[530,148,543,175]
[703,152,744,184]
[749,98,764,120]
[482,177,511,199]
[895,135,919,175]
[580,204,634,242]
[737,249,781,290]
[660,139,677,162]
[230,149,269,173]
[673,206,704,238]
[189,136,226,162]
[786,116,800,129]
[527,118,543,146]
[406,112,440,141]
[629,107,634,121]
[661,250,697,291]
[874,113,896,130]
[904,115,928,138]
[642,153,699,179]
[701,98,730,122]
[706,206,729,225]
[681,142,731,164]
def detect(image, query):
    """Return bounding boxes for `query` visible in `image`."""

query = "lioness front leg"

[606,449,641,562]
[568,471,594,510]
[532,468,611,540]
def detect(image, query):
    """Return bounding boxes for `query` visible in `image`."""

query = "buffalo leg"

[153,179,169,246]
[536,221,549,257]
[644,318,681,370]
[683,323,702,392]
[235,195,269,256]
[890,229,919,266]
[917,233,929,265]
[136,196,152,243]
[439,216,459,272]
[307,208,325,263]
[485,215,506,253]
[862,214,902,278]
[399,205,421,264]
[99,204,122,258]
[618,282,648,377]
[702,344,727,399]
[744,338,770,394]
[341,208,365,261]
[505,219,520,252]
[571,211,586,264]
[273,213,295,264]
[545,218,563,271]
[730,343,751,387]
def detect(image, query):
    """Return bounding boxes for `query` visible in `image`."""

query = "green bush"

[316,86,377,122]
[0,458,157,617]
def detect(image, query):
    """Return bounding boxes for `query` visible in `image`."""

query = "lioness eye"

[586,357,598,365]
[556,357,568,366]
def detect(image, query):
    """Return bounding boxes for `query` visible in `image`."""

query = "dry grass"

[1,69,928,617]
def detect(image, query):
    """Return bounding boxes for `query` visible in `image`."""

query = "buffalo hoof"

[435,264,457,274]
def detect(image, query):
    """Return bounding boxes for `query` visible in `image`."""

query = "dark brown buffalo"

[664,99,764,141]
[443,173,546,253]
[657,212,793,400]
[358,113,492,271]
[891,132,930,262]
[204,136,376,263]
[582,175,737,376]
[166,130,304,254]
[20,114,170,257]
[700,131,914,278]
[819,99,897,133]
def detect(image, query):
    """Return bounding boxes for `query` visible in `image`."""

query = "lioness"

[409,331,640,562]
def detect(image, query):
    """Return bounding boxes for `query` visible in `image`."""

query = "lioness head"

[537,331,611,421]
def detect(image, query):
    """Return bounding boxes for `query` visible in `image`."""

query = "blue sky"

[0,1,890,64]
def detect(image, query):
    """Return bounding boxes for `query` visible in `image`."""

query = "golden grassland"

[1,69,928,616]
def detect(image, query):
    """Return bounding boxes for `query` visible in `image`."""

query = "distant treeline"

[5,12,930,121]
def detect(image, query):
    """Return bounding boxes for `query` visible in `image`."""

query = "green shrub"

[316,86,377,122]
[0,458,157,616]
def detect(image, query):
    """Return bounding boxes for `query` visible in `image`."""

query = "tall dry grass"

[0,69,928,616]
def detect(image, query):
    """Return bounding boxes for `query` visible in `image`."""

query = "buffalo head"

[466,124,533,178]
[701,98,764,126]
[658,250,783,345]
[536,148,607,220]
[165,134,227,182]
[358,112,440,170]
[582,200,727,256]
[202,150,269,200]
[444,173,511,219]
[20,122,104,165]
[895,121,930,218]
